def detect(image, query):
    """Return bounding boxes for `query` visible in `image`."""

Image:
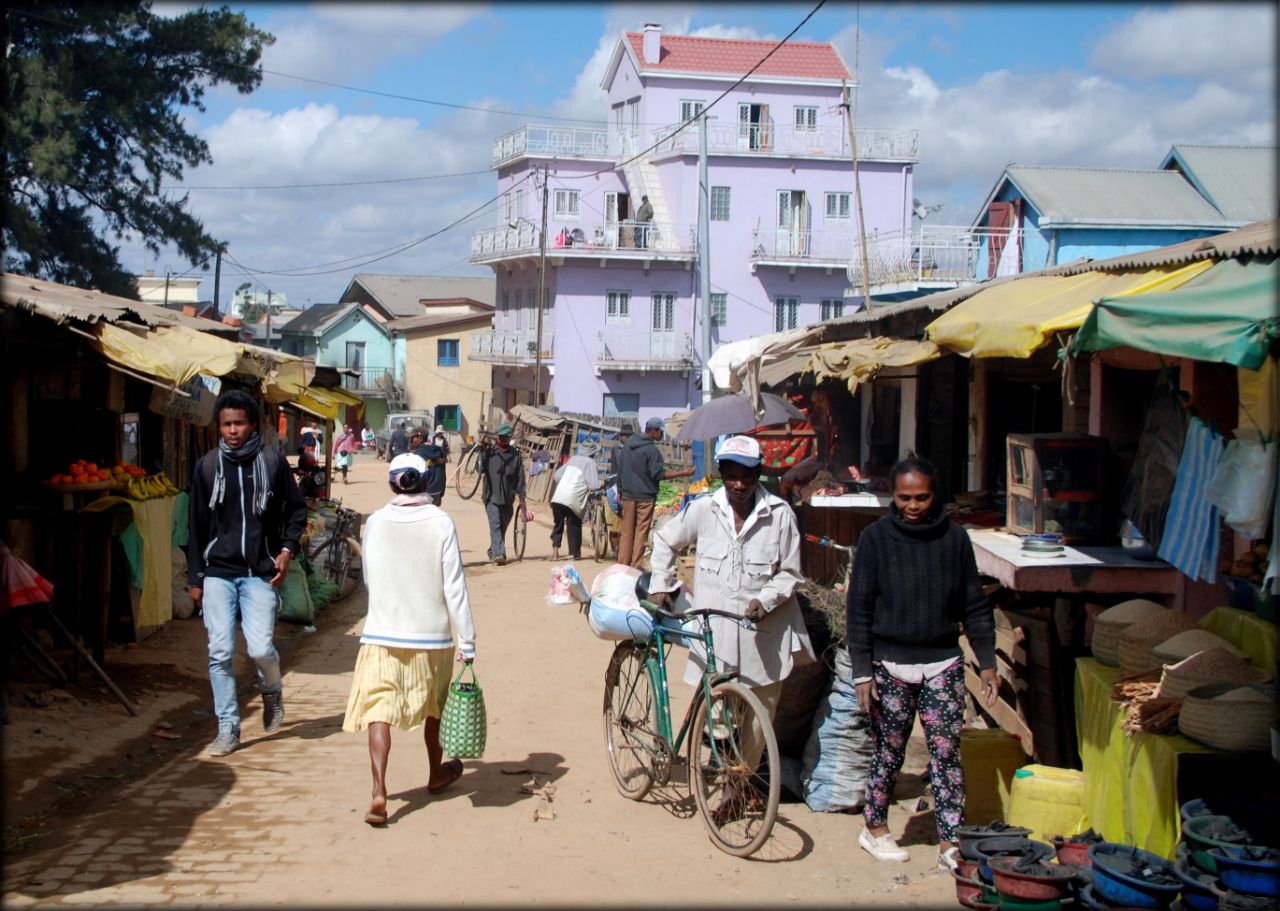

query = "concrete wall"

[314,308,393,373]
[402,319,493,438]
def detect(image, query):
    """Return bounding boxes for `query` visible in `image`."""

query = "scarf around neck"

[211,432,273,515]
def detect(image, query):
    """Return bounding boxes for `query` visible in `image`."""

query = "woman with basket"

[342,453,477,826]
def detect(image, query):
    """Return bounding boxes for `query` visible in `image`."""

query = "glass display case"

[1006,433,1108,544]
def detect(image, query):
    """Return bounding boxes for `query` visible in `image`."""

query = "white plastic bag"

[546,564,587,606]
[1205,431,1276,540]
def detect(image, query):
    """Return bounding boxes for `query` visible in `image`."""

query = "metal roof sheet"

[278,302,348,336]
[343,274,496,318]
[1161,144,1279,224]
[1004,165,1231,227]
[1053,218,1278,274]
[388,306,493,333]
[1,272,230,333]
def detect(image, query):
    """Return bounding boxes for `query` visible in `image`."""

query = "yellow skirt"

[342,644,454,732]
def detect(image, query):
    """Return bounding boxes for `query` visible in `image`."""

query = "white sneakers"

[859,827,910,862]
[937,846,960,871]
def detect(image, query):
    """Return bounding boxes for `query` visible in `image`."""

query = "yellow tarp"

[925,261,1215,358]
[805,337,942,391]
[94,322,241,387]
[1199,605,1278,671]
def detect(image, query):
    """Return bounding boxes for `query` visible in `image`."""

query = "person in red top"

[332,423,357,484]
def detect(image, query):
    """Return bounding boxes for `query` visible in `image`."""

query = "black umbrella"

[673,393,804,442]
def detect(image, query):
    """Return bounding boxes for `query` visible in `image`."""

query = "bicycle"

[453,430,498,500]
[510,502,528,561]
[306,503,362,601]
[583,474,616,561]
[602,598,781,857]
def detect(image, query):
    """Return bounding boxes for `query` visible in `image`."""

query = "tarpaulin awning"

[924,261,1215,358]
[708,326,824,392]
[1073,257,1280,370]
[805,337,942,388]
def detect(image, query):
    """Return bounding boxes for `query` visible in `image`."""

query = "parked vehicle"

[374,411,435,460]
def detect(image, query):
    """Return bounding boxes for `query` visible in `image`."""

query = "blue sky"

[140,2,1276,310]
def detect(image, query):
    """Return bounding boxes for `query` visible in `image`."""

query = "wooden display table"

[968,529,1183,594]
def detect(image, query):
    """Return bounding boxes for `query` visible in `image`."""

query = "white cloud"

[1089,4,1276,92]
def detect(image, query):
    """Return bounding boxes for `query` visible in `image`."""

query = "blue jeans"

[202,576,282,735]
[485,501,513,559]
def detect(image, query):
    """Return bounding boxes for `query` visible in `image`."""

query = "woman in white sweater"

[342,453,477,826]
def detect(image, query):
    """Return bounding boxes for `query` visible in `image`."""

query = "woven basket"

[1117,611,1200,674]
[1091,600,1167,667]
[1151,630,1246,666]
[1157,648,1273,700]
[1179,683,1280,752]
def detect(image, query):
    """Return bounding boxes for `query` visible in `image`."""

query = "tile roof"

[1003,166,1230,227]
[1161,144,1278,225]
[625,32,850,81]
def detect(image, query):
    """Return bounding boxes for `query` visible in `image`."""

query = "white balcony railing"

[470,329,554,365]
[752,227,863,264]
[648,123,919,161]
[492,124,611,166]
[471,221,695,263]
[846,225,1033,291]
[597,328,693,371]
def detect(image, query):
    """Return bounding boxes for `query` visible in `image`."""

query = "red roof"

[625,32,850,81]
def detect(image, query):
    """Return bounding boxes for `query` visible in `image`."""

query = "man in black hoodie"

[616,416,694,568]
[189,390,308,757]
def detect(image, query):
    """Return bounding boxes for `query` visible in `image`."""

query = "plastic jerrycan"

[1006,763,1089,843]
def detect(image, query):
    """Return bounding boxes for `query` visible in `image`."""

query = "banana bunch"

[125,472,182,501]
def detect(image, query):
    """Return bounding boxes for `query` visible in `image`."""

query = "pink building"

[470,24,918,424]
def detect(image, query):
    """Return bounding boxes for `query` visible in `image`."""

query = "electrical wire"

[160,168,494,191]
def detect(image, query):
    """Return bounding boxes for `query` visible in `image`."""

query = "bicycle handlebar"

[639,599,757,630]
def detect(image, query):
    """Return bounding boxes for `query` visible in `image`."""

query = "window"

[437,339,459,366]
[710,293,728,326]
[514,289,523,330]
[553,189,579,219]
[434,405,460,433]
[651,292,675,332]
[504,191,513,222]
[774,296,799,331]
[603,393,640,419]
[820,299,844,321]
[794,106,818,131]
[825,192,851,222]
[606,290,631,324]
[710,186,731,221]
[500,290,509,327]
[680,99,705,123]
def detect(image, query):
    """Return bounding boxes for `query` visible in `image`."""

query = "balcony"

[492,124,610,167]
[648,123,919,162]
[846,226,1033,296]
[340,365,398,395]
[470,330,554,365]
[750,228,860,272]
[596,328,694,373]
[470,221,695,265]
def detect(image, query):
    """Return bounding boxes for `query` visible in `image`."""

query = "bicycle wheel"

[591,500,610,561]
[455,447,482,499]
[511,505,527,560]
[328,535,362,602]
[603,642,658,800]
[688,681,781,857]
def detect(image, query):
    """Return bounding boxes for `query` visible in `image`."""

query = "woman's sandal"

[427,758,464,794]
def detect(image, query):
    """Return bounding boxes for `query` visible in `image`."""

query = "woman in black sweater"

[846,457,997,871]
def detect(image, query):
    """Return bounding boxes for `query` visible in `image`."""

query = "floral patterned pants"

[863,660,966,842]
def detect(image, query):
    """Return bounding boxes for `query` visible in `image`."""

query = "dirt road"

[2,453,954,907]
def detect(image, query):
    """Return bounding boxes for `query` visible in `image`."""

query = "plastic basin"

[1088,842,1181,910]
[954,869,986,908]
[975,837,1055,884]
[1174,850,1222,911]
[1053,835,1094,869]
[960,825,1034,862]
[1210,846,1280,897]
[1183,815,1254,874]
[989,855,1077,902]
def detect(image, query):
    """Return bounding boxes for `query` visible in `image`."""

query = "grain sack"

[1151,629,1246,665]
[1156,648,1273,699]
[1092,599,1167,666]
[1117,609,1199,673]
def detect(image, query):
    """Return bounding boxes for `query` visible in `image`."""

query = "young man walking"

[479,422,526,565]
[188,389,308,756]
[616,416,694,568]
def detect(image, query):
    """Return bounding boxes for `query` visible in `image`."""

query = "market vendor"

[648,435,815,822]
[616,416,694,568]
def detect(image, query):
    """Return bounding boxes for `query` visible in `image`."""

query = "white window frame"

[606,290,631,325]
[774,296,799,332]
[820,298,844,321]
[825,191,852,223]
[553,189,579,220]
[710,186,730,221]
[680,99,706,123]
[794,106,818,132]
[514,288,524,331]
[651,292,676,332]
[504,191,514,222]
[710,292,728,327]
[500,289,509,328]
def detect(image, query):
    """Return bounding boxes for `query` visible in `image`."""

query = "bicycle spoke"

[603,643,656,800]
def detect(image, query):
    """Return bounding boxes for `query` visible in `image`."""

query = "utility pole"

[266,290,273,349]
[533,163,549,406]
[698,112,712,406]
[212,247,223,320]
[843,82,874,324]
[163,269,171,308]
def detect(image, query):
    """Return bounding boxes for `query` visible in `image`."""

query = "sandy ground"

[2,452,955,908]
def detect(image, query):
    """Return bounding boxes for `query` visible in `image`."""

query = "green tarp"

[1073,257,1279,370]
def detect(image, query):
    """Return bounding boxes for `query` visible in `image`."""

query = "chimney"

[642,23,661,65]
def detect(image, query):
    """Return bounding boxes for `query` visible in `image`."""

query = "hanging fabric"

[1121,383,1189,549]
[1156,418,1226,583]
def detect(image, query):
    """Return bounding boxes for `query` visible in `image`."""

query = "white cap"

[389,453,428,477]
[716,435,762,467]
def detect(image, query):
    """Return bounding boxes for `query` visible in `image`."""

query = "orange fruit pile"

[50,460,145,486]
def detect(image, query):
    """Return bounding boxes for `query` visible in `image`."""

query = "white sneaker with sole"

[859,827,910,862]
[937,846,960,871]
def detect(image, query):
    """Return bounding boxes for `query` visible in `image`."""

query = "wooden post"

[45,609,139,716]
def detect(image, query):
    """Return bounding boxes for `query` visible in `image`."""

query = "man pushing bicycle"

[646,435,815,821]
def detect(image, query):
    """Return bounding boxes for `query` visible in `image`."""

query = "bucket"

[962,729,1029,826]
[1007,765,1089,844]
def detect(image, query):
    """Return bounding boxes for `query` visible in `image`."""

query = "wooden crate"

[961,602,1079,768]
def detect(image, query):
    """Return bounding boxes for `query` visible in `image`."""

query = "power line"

[160,168,494,191]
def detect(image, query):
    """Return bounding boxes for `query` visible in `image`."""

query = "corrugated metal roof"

[1004,165,1231,227]
[343,274,496,318]
[388,306,493,333]
[1161,144,1279,224]
[278,302,347,336]
[625,32,850,81]
[1054,217,1278,275]
[1,272,231,333]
